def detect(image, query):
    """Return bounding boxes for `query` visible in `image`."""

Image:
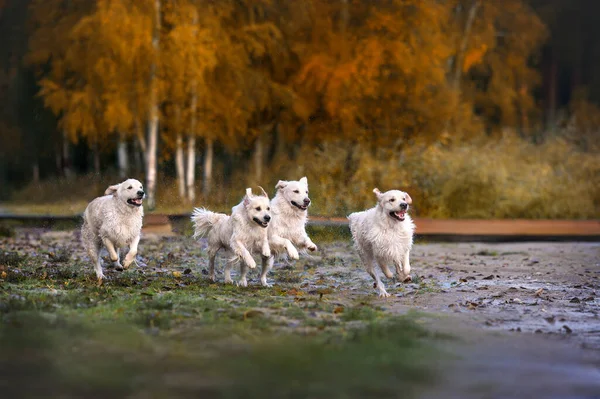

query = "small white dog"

[259,177,317,287]
[81,178,145,282]
[191,187,271,287]
[348,188,415,297]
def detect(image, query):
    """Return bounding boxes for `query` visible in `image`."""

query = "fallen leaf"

[172,271,182,278]
[535,288,544,297]
[333,306,344,314]
[183,268,192,275]
[569,297,581,303]
[482,275,494,280]
[562,325,572,334]
[0,271,6,279]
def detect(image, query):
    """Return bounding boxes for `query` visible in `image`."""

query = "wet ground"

[1,228,600,398]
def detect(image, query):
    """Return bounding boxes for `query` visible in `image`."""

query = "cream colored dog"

[259,177,317,287]
[191,187,271,287]
[348,188,415,297]
[81,178,145,282]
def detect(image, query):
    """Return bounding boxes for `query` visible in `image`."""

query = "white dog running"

[259,177,317,287]
[81,178,145,283]
[348,188,415,297]
[191,187,271,287]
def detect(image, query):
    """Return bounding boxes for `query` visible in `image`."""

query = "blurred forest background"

[0,0,598,218]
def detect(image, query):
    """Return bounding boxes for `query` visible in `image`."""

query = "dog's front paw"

[260,277,272,288]
[122,255,136,269]
[262,249,271,258]
[246,258,257,269]
[378,290,391,298]
[236,278,248,288]
[287,246,300,260]
[224,277,234,284]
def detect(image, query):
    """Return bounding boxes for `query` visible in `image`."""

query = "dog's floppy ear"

[257,186,269,199]
[373,188,383,200]
[105,184,120,196]
[405,192,413,205]
[276,180,288,190]
[299,176,308,185]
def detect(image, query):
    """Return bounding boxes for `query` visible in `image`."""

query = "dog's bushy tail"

[191,208,227,239]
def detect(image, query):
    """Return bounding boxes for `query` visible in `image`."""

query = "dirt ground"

[2,228,599,349]
[2,227,600,398]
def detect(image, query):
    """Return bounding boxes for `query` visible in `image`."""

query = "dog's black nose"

[137,190,145,197]
[400,203,408,210]
[264,215,271,222]
[303,198,311,205]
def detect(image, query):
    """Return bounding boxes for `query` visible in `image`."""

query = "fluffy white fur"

[81,178,145,282]
[191,188,271,287]
[259,177,317,287]
[348,188,415,297]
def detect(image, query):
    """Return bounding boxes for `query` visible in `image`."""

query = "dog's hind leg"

[103,237,123,271]
[260,256,275,287]
[401,251,412,283]
[224,258,235,284]
[86,240,104,282]
[376,257,394,279]
[207,248,219,282]
[360,251,390,298]
[82,223,104,282]
[237,262,248,287]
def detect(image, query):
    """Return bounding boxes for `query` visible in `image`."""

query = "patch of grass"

[340,304,381,322]
[0,251,27,267]
[0,312,439,398]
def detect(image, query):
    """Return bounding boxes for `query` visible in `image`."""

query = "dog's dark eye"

[267,207,270,211]
[389,198,396,202]
[127,186,133,190]
[403,197,406,201]
[293,190,300,194]
[255,207,261,211]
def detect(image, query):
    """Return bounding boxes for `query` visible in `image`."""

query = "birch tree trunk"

[203,138,213,197]
[176,134,185,199]
[146,0,161,210]
[117,133,129,178]
[185,10,200,204]
[186,135,196,203]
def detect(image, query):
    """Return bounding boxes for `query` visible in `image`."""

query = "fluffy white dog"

[259,177,317,287]
[81,178,145,283]
[191,187,271,287]
[348,188,415,297]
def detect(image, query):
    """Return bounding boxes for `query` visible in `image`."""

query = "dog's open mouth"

[253,218,269,228]
[127,198,143,207]
[291,201,308,211]
[390,210,406,221]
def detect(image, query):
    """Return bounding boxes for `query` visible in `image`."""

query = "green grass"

[0,244,444,398]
